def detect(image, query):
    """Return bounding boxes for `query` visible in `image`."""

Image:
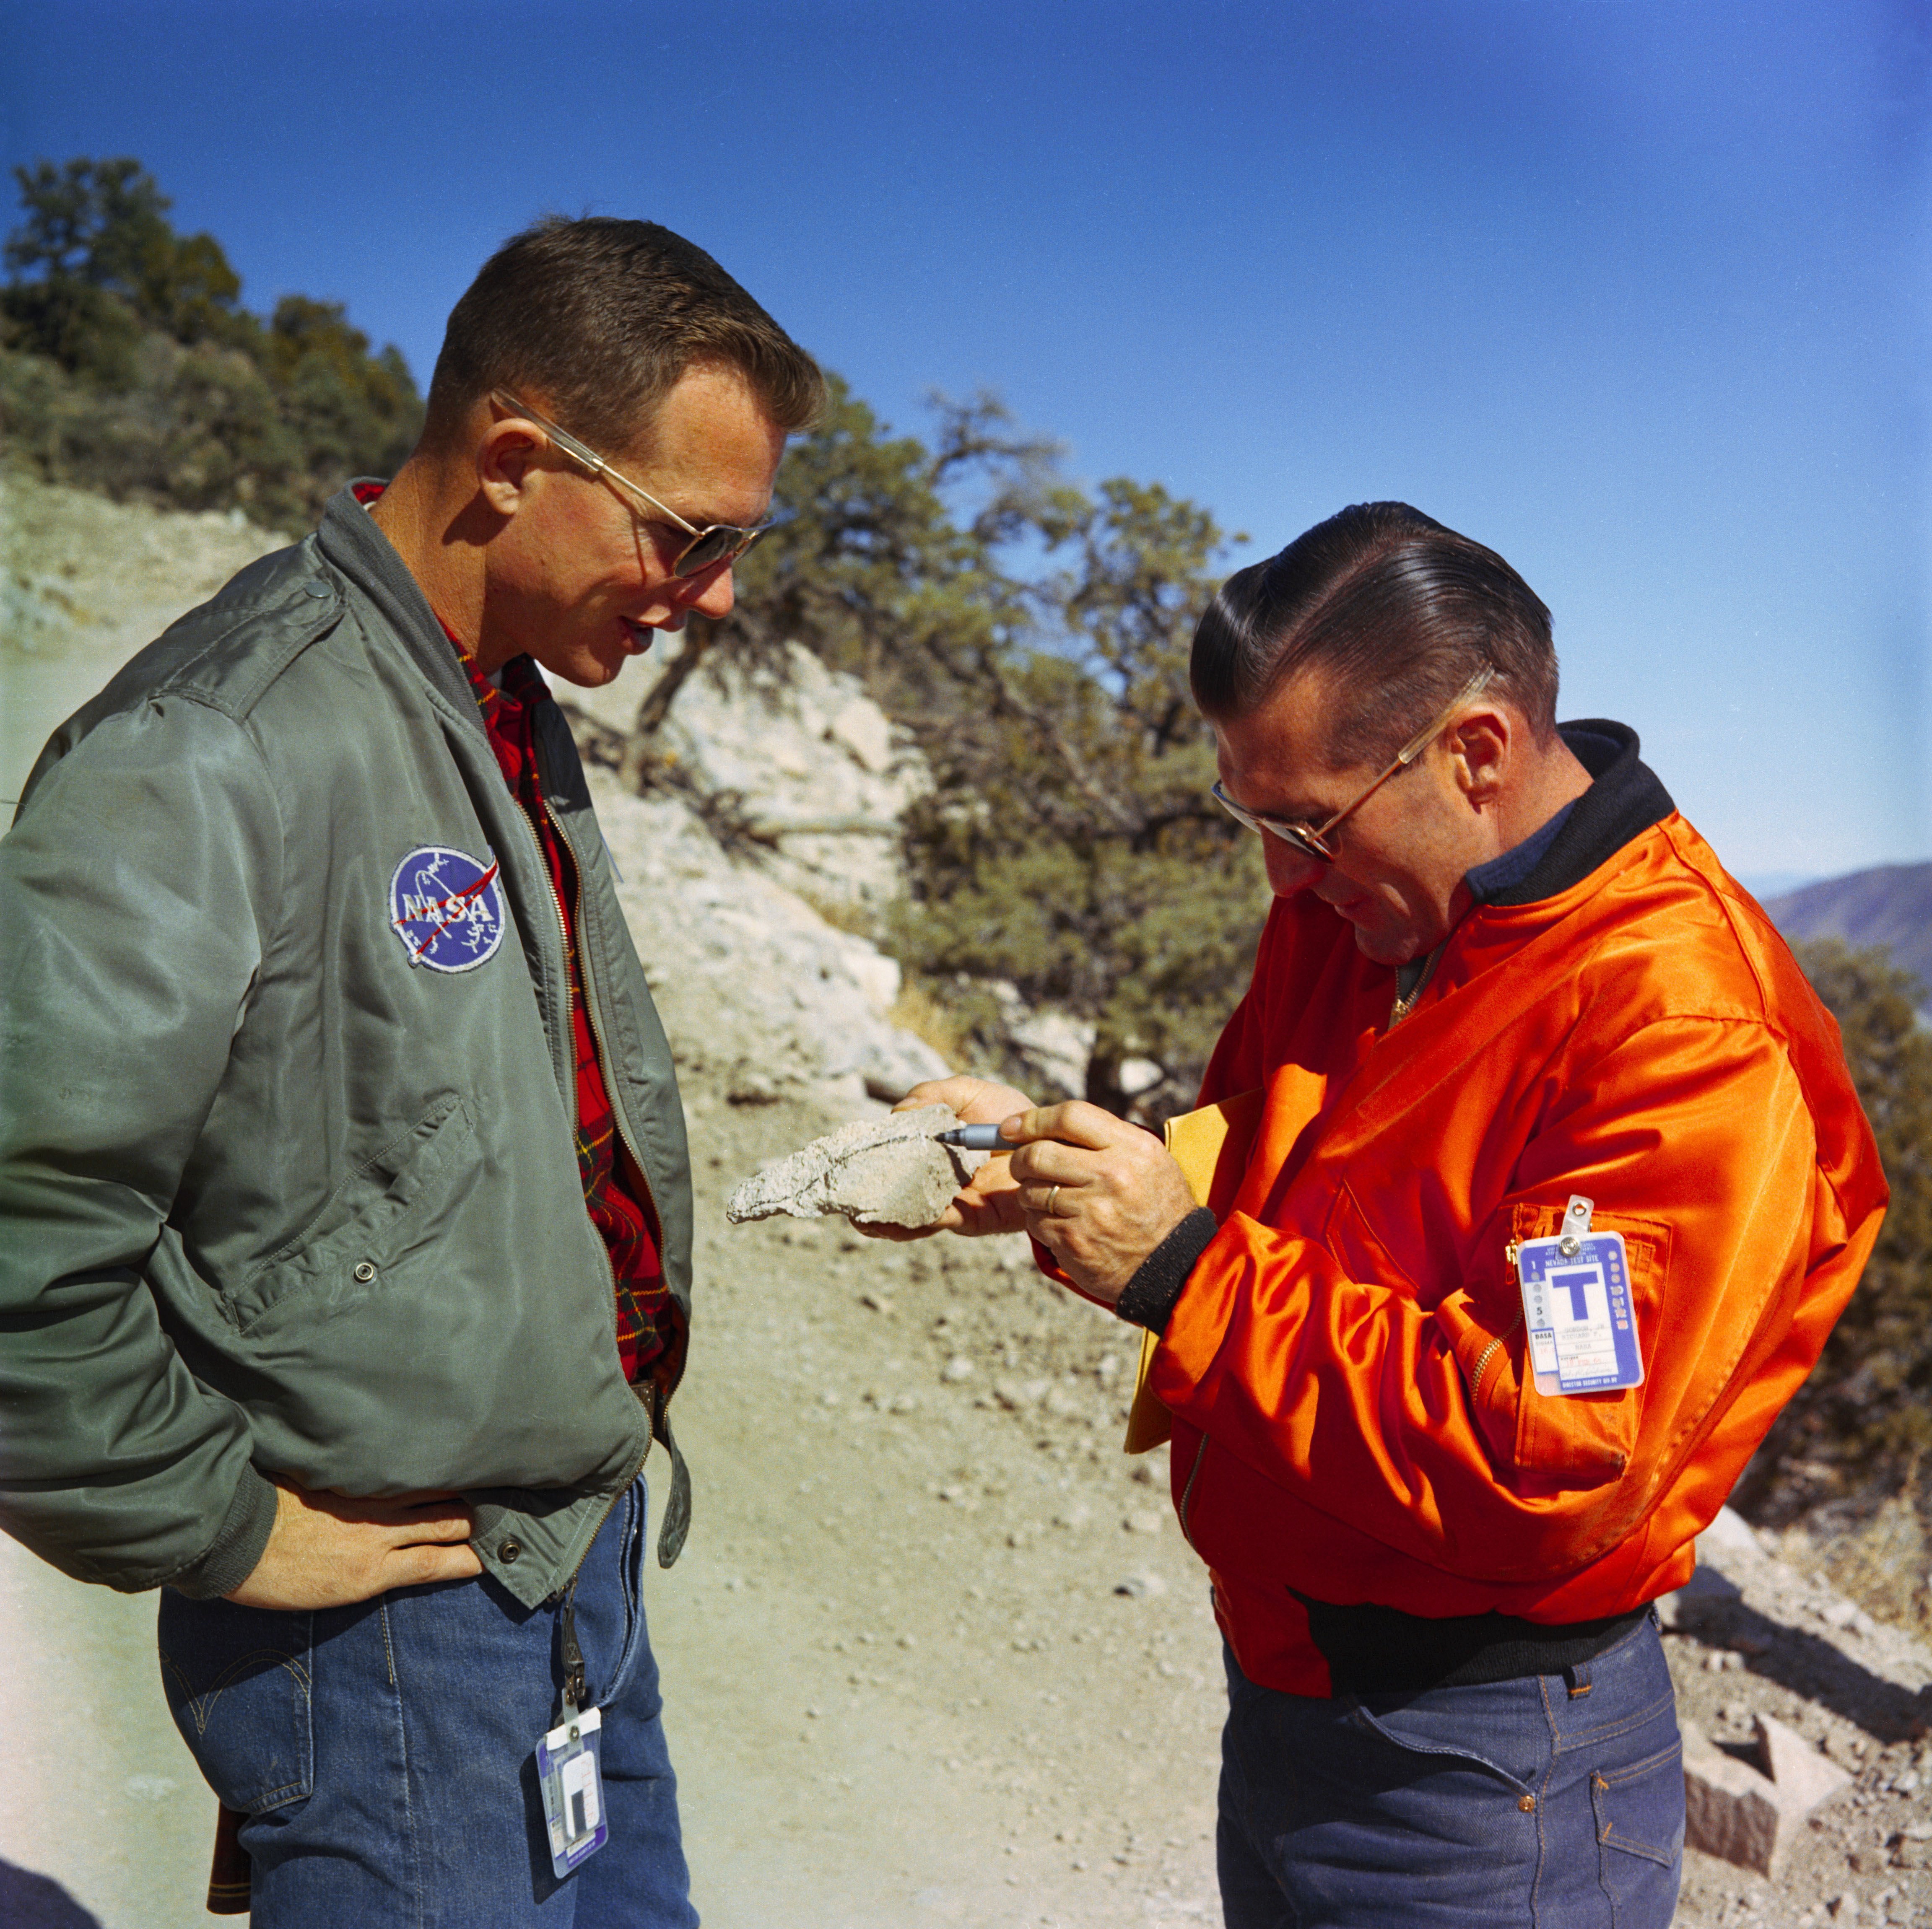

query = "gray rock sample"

[725,1105,987,1230]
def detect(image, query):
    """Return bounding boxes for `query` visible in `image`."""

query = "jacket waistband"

[1293,1594,1653,1693]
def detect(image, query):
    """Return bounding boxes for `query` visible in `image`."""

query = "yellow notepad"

[1123,1089,1264,1453]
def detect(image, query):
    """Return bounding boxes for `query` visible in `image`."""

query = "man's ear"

[1448,705,1511,807]
[475,419,547,517]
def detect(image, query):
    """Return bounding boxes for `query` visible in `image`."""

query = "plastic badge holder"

[1515,1194,1644,1397]
[535,1703,608,1878]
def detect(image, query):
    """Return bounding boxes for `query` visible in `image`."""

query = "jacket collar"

[1466,720,1675,909]
[314,482,485,733]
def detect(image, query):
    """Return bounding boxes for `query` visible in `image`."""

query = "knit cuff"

[1115,1207,1218,1334]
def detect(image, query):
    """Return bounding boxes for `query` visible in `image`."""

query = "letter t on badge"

[1516,1195,1644,1397]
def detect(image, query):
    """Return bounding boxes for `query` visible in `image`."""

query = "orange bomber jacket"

[1150,725,1887,1698]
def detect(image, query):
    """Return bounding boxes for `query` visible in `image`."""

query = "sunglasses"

[489,390,771,578]
[1211,666,1498,863]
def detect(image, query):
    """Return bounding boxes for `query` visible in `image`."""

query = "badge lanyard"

[533,1579,609,1879]
[1515,1195,1644,1396]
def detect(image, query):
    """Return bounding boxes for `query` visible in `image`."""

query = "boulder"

[1682,1713,1852,1878]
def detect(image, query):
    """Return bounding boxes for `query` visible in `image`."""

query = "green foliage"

[702,380,1266,1114]
[1739,941,1932,1527]
[1,158,421,529]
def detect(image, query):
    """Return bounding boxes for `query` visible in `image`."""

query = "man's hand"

[860,1076,1038,1240]
[224,1476,483,1610]
[1005,1102,1199,1307]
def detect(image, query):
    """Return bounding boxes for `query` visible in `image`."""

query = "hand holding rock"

[1005,1102,1198,1307]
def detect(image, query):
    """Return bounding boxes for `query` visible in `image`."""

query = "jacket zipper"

[516,791,650,1604]
[1176,1434,1210,1548]
[1468,1313,1522,1403]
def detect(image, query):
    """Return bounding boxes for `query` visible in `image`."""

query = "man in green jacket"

[0,215,822,1924]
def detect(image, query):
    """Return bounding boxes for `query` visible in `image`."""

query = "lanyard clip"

[1557,1194,1595,1258]
[559,1582,588,1721]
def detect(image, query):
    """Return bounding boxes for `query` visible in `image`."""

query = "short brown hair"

[423,215,824,454]
[1190,502,1559,766]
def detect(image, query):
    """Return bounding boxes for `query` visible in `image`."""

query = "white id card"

[1516,1197,1643,1397]
[535,1703,608,1878]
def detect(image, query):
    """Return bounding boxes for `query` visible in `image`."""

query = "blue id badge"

[1515,1195,1644,1396]
[535,1703,608,1878]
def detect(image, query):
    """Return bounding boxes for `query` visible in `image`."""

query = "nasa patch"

[389,844,507,973]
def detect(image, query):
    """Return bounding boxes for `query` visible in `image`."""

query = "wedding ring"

[1046,1185,1060,1217]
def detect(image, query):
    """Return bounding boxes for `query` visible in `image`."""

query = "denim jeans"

[1217,1613,1683,1928]
[158,1476,695,1927]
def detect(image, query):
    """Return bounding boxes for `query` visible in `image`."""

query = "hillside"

[1768,864,1932,1003]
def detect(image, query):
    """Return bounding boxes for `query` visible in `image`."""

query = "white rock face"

[564,638,925,911]
[587,769,950,1108]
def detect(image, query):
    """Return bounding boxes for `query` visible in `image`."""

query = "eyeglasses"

[489,389,771,578]
[1211,665,1497,863]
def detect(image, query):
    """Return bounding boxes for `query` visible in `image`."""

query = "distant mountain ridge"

[1763,861,1932,1001]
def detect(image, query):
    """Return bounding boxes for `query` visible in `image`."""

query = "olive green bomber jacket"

[0,487,694,1608]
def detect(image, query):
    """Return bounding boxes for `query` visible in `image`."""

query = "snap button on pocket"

[1518,1795,1537,1812]
[352,1261,377,1283]
[499,1540,522,1564]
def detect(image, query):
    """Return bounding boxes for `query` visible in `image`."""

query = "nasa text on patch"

[388,845,507,973]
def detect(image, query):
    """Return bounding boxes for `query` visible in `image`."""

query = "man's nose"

[680,561,737,622]
[1262,835,1324,898]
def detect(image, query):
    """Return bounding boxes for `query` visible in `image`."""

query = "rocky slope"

[1,476,1928,1926]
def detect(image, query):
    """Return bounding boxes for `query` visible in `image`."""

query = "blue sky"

[4,0,1926,883]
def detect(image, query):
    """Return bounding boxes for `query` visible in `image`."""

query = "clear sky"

[5,0,1926,884]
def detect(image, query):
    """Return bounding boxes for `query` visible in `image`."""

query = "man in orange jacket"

[910,502,1885,1927]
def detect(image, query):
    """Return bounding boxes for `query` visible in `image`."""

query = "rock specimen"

[725,1105,987,1230]
[1682,1711,1852,1878]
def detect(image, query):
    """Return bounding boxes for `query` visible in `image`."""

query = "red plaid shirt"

[356,481,676,1386]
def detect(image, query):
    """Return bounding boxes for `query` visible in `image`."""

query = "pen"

[935,1122,1010,1150]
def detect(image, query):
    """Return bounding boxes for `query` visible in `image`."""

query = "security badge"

[533,1582,608,1879]
[535,1704,608,1878]
[1514,1194,1644,1396]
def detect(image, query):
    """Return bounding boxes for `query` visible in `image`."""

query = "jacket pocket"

[158,1595,313,1814]
[1322,1177,1422,1294]
[1508,1201,1672,1489]
[230,1096,476,1335]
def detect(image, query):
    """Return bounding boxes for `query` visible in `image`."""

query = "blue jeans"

[1217,1614,1683,1928]
[158,1477,695,1927]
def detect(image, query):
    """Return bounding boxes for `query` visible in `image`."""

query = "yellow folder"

[1123,1089,1265,1453]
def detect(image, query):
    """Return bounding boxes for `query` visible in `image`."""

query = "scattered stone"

[1684,1714,1853,1877]
[1757,1713,1856,1817]
[1114,1573,1168,1600]
[725,1105,985,1229]
[1683,1721,1785,1875]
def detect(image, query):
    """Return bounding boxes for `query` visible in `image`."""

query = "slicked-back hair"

[1190,503,1559,768]
[423,215,824,456]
